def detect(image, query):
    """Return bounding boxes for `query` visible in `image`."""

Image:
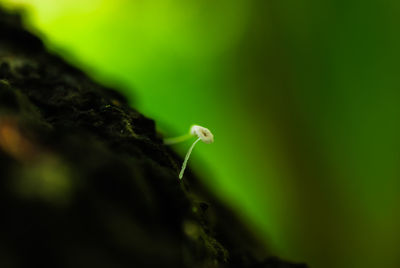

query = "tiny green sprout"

[165,125,214,180]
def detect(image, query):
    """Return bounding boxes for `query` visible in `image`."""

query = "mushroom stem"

[179,137,201,179]
[164,133,193,145]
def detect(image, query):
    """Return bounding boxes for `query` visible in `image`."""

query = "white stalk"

[165,125,214,180]
[164,133,193,145]
[179,137,201,179]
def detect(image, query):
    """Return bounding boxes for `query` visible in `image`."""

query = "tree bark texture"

[0,7,307,268]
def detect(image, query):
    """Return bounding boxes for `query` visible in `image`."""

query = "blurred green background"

[2,0,400,267]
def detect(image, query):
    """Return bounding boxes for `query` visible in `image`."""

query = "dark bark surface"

[0,7,307,268]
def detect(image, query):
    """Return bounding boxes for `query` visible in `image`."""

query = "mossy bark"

[0,7,307,268]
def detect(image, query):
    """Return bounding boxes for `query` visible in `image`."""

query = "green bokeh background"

[3,0,400,267]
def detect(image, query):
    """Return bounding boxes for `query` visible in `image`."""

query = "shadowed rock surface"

[0,7,307,268]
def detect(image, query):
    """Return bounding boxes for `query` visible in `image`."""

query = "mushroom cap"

[190,125,214,144]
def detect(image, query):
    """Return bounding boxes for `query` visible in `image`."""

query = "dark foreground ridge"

[0,7,307,268]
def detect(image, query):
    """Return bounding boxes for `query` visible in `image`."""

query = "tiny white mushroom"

[164,125,214,179]
[190,125,214,144]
